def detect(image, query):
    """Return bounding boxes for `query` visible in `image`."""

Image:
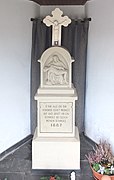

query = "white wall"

[85,0,114,151]
[0,0,40,153]
[40,5,85,19]
[2,0,114,154]
[0,0,85,154]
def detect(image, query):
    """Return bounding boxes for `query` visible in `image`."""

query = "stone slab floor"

[0,134,95,180]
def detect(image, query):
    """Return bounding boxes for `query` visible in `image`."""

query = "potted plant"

[86,140,114,180]
[40,175,62,180]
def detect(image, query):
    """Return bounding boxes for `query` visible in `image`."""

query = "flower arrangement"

[40,175,62,180]
[86,140,114,176]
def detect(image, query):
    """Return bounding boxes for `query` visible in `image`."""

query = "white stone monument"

[32,8,80,170]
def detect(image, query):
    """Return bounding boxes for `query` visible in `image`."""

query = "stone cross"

[43,8,71,46]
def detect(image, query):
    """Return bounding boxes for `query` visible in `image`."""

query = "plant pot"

[91,166,114,180]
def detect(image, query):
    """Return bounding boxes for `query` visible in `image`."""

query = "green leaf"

[55,175,62,180]
[40,177,49,180]
[93,163,100,172]
[104,168,110,175]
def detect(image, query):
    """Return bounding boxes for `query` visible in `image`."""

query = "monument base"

[32,127,80,170]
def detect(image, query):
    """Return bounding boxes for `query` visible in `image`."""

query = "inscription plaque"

[39,102,73,133]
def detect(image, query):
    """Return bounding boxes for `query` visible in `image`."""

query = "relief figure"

[44,55,68,85]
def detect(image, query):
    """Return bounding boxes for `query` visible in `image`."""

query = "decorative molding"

[30,0,90,5]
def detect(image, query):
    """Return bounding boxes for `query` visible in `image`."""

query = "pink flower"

[50,176,56,180]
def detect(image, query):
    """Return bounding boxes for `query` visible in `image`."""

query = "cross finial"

[43,8,71,46]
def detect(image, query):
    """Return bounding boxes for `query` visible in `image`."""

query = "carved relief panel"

[38,46,74,88]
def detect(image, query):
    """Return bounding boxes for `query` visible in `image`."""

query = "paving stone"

[76,175,94,180]
[80,161,93,176]
[0,172,25,180]
[0,158,31,173]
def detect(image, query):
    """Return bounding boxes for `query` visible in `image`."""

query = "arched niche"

[38,46,74,88]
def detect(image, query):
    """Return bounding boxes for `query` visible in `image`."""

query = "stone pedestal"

[34,86,77,138]
[32,47,80,170]
[32,127,80,170]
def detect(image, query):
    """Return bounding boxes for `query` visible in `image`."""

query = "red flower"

[50,176,56,180]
